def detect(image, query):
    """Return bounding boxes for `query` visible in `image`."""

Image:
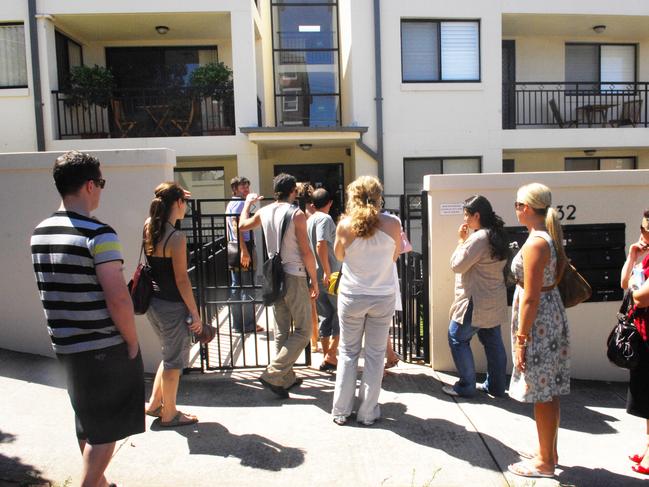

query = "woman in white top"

[331,176,401,426]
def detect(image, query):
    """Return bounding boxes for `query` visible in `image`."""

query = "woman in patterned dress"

[507,183,570,479]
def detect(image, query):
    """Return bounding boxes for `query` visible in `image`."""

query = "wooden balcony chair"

[549,99,577,128]
[170,99,198,136]
[610,99,643,127]
[111,99,137,137]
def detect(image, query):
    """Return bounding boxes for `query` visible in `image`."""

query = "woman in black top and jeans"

[144,182,202,427]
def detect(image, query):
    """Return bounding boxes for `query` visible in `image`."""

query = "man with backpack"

[239,173,319,398]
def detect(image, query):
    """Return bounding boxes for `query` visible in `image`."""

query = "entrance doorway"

[274,163,344,221]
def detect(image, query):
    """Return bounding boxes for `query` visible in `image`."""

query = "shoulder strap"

[162,227,178,256]
[140,223,148,265]
[277,206,297,255]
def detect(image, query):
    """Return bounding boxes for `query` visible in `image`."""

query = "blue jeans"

[447,302,507,397]
[229,269,256,332]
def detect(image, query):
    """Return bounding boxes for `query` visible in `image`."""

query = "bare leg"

[146,362,164,412]
[310,300,319,351]
[325,336,339,365]
[320,336,330,358]
[80,441,115,487]
[531,398,559,473]
[160,368,196,423]
[385,337,399,367]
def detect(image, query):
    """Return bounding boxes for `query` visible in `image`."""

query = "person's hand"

[458,223,469,243]
[310,282,319,300]
[240,249,251,269]
[127,342,140,360]
[189,311,203,334]
[629,238,649,260]
[245,193,264,204]
[514,346,526,373]
[322,272,331,288]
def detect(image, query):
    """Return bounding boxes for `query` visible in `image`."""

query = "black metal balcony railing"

[503,81,649,129]
[52,87,235,139]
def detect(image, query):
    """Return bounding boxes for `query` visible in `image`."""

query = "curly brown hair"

[346,176,383,238]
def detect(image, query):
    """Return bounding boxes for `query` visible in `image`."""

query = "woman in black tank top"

[143,182,202,427]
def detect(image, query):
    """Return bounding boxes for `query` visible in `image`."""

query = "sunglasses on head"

[91,178,106,189]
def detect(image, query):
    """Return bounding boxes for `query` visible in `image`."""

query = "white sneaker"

[358,418,376,426]
[442,385,460,397]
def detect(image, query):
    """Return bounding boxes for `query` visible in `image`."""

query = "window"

[404,157,481,194]
[55,31,82,90]
[565,43,636,92]
[502,159,515,173]
[401,20,480,82]
[0,23,27,88]
[564,157,636,171]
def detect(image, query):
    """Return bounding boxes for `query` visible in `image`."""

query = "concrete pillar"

[230,10,259,131]
[36,15,57,147]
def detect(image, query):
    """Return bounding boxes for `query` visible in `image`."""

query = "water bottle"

[186,314,199,342]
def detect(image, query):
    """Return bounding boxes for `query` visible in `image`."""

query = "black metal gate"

[183,198,310,372]
[384,192,430,364]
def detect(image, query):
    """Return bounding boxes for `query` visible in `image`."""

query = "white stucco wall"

[425,170,649,381]
[0,148,175,372]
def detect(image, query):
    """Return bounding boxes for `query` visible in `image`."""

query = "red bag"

[127,245,153,315]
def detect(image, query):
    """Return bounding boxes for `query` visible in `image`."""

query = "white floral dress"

[509,230,570,403]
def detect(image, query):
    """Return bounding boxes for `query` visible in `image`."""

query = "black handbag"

[606,290,645,369]
[127,243,153,315]
[261,207,295,306]
[227,240,240,268]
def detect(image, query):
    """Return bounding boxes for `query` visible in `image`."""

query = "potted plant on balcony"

[64,65,115,138]
[189,61,234,135]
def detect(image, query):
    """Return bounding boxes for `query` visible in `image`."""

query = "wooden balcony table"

[576,103,617,127]
[138,104,171,136]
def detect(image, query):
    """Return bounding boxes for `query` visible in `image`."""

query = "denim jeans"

[447,302,507,397]
[229,268,256,333]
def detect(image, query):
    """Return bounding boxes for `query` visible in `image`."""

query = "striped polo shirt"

[31,211,125,354]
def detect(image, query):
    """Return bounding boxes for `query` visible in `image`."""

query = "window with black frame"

[55,31,82,90]
[401,19,480,83]
[565,43,636,93]
[271,0,340,127]
[0,23,28,88]
[564,156,636,171]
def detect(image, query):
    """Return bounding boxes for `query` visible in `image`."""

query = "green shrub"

[189,62,233,99]
[65,65,115,108]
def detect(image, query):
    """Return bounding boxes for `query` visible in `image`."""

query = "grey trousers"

[332,292,395,423]
[261,273,312,389]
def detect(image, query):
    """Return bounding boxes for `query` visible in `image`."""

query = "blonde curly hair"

[346,176,383,238]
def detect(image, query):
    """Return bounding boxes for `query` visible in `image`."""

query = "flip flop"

[385,354,401,369]
[319,361,337,372]
[159,412,198,428]
[145,405,162,418]
[508,461,554,478]
[518,450,559,467]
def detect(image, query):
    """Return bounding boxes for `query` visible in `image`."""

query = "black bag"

[127,244,153,315]
[261,207,296,306]
[503,241,519,288]
[606,290,645,369]
[227,240,240,268]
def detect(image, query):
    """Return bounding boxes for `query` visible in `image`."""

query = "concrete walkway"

[0,348,647,487]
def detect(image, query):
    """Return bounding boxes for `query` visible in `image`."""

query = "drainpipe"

[373,0,384,182]
[28,0,45,151]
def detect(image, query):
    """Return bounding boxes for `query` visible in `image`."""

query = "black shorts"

[57,342,145,445]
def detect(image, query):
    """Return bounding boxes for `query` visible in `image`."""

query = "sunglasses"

[92,178,106,189]
[514,201,525,210]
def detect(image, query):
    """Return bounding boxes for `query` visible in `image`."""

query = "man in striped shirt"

[31,150,144,487]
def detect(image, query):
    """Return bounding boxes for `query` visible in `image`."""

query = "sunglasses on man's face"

[514,201,525,210]
[92,178,106,189]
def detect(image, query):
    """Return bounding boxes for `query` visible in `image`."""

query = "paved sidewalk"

[0,348,647,487]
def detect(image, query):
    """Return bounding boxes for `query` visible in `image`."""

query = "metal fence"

[504,81,648,128]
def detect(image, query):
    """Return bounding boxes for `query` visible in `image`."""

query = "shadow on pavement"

[148,421,305,471]
[0,430,51,486]
[383,372,624,435]
[0,349,66,389]
[557,466,649,486]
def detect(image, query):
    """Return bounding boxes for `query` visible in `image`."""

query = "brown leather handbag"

[556,262,592,308]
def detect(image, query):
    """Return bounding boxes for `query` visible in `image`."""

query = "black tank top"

[148,229,183,302]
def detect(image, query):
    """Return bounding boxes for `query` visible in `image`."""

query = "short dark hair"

[273,173,297,201]
[312,188,331,209]
[53,150,101,197]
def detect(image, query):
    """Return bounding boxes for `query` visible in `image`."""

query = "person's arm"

[169,232,202,333]
[96,261,139,358]
[238,193,263,231]
[621,237,648,289]
[633,278,649,307]
[514,237,550,373]
[381,214,401,262]
[450,228,487,274]
[293,210,319,299]
[316,240,331,286]
[334,217,351,262]
[229,204,251,269]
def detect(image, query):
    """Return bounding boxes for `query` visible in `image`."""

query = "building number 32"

[556,204,576,221]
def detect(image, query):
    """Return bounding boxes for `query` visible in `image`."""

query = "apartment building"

[2,0,649,207]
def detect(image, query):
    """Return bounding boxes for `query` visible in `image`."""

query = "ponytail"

[346,176,383,238]
[144,182,185,254]
[545,207,568,272]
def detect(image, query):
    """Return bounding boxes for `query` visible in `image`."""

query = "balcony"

[52,88,235,140]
